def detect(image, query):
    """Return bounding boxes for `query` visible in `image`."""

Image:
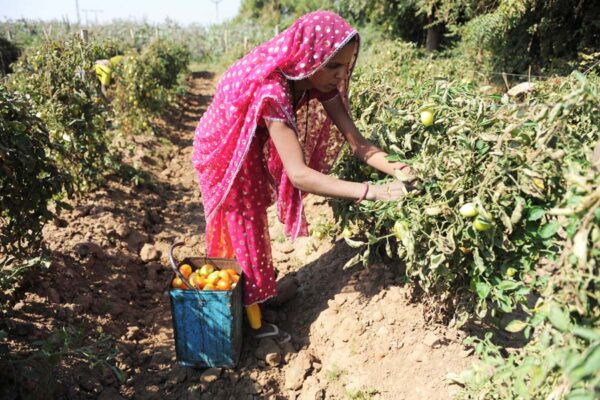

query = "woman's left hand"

[392,163,418,183]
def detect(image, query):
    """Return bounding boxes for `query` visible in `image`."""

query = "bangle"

[355,182,369,204]
[396,163,410,171]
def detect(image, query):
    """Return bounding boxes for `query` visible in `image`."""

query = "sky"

[0,0,242,26]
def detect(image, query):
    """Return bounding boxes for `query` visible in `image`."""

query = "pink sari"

[193,11,360,305]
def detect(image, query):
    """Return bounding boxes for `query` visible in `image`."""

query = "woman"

[193,11,415,340]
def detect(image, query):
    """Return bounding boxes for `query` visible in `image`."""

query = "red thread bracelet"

[355,182,369,204]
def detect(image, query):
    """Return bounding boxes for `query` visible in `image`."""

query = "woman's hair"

[344,35,359,50]
[343,35,357,47]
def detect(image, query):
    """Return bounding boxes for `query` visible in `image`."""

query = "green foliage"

[1,34,189,262]
[237,0,425,43]
[457,163,599,398]
[236,0,490,50]
[6,35,119,192]
[110,39,190,135]
[332,39,599,397]
[336,43,599,311]
[0,18,258,65]
[236,0,600,73]
[460,0,600,74]
[0,86,68,255]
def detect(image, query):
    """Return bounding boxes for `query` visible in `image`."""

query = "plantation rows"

[1,34,189,290]
[1,19,272,70]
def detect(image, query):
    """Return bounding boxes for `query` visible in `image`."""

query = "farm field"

[1,1,599,399]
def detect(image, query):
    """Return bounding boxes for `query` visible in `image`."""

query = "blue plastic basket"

[168,242,243,368]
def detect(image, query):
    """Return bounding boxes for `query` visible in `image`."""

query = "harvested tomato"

[172,277,183,289]
[218,270,232,284]
[179,264,193,279]
[216,279,232,291]
[189,272,206,289]
[198,263,215,277]
[206,271,220,285]
[223,268,238,278]
[172,277,189,290]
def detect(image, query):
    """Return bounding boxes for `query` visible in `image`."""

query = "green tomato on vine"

[459,203,478,218]
[393,220,409,240]
[473,217,493,232]
[420,108,434,127]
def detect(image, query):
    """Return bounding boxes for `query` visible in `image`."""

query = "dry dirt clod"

[423,332,442,348]
[284,352,313,390]
[140,243,160,262]
[200,367,222,384]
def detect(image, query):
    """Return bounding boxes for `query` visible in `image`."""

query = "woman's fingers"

[367,180,422,201]
[389,181,408,198]
[371,182,405,201]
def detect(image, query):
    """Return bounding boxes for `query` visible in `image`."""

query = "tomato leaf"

[385,239,393,258]
[539,220,560,239]
[568,343,600,385]
[572,327,600,342]
[430,253,445,270]
[497,280,521,291]
[527,207,546,221]
[547,303,571,332]
[475,281,491,299]
[344,237,366,248]
[343,253,362,270]
[505,319,527,333]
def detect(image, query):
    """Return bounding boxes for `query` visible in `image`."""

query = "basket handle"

[168,240,200,292]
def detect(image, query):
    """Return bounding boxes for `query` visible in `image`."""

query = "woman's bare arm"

[322,96,415,180]
[266,119,408,201]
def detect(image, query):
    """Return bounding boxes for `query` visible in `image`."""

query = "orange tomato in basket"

[172,277,188,290]
[216,279,232,291]
[231,274,240,283]
[198,263,215,277]
[223,268,238,278]
[172,277,183,289]
[218,270,231,284]
[206,271,221,286]
[189,272,206,289]
[179,264,193,279]
[203,283,216,291]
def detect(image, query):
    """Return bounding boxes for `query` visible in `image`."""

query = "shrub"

[7,35,120,191]
[110,39,190,135]
[0,86,68,255]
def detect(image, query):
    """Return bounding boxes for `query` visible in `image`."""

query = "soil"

[0,71,475,400]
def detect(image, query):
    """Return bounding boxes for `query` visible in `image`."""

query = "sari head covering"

[193,11,360,240]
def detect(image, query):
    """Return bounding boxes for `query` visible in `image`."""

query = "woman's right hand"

[365,181,413,201]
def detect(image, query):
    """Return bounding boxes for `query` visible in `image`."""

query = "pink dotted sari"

[193,11,360,305]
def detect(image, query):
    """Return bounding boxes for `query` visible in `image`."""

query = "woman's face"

[307,41,355,92]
